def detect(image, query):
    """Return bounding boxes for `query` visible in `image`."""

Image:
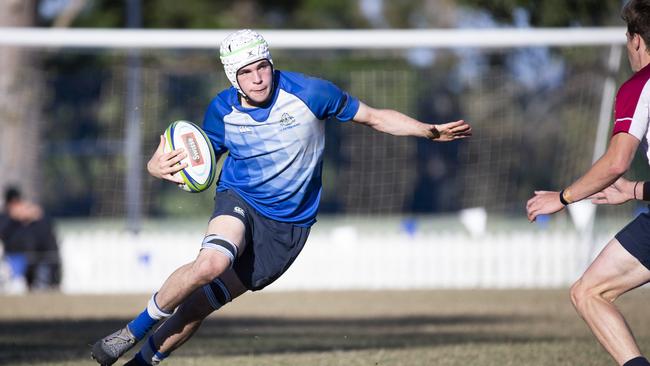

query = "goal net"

[0,28,631,225]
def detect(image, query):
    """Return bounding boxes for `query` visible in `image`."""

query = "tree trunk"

[0,0,41,203]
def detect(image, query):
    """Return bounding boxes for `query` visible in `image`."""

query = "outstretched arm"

[526,133,639,221]
[351,102,471,141]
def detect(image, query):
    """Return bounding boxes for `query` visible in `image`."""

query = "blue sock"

[624,357,650,366]
[127,309,158,340]
[127,294,172,340]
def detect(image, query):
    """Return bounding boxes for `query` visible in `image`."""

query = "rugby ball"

[163,120,216,193]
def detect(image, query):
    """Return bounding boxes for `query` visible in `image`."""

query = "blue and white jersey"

[203,70,360,226]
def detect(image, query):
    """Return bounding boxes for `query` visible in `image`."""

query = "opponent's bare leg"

[570,239,650,365]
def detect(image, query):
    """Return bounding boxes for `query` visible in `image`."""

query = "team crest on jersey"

[279,113,299,131]
[239,125,253,134]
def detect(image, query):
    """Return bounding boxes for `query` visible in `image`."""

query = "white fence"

[58,225,615,294]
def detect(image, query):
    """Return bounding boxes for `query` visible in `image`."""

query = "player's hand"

[526,190,565,222]
[429,120,472,142]
[589,177,634,205]
[147,135,187,184]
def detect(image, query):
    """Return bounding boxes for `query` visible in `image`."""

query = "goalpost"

[0,27,626,48]
[0,27,627,225]
[0,27,634,291]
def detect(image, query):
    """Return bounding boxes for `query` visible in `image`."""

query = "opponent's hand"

[590,177,634,205]
[526,190,565,222]
[429,120,472,142]
[147,135,188,184]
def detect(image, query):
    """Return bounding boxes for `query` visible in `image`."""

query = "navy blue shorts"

[615,209,650,271]
[210,189,310,291]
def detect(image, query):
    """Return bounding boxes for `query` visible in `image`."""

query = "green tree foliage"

[457,0,623,27]
[70,0,367,29]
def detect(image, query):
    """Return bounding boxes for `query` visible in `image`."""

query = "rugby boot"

[91,326,137,365]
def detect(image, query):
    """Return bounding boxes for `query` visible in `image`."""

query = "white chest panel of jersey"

[222,89,325,194]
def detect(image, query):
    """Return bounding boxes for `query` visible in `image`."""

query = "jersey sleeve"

[612,78,650,141]
[285,72,360,122]
[202,97,228,156]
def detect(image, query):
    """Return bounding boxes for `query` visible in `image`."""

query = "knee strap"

[202,278,232,310]
[201,234,238,268]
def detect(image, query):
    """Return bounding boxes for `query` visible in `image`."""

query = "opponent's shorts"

[210,189,310,291]
[615,209,650,270]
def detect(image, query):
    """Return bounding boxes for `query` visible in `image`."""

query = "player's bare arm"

[146,135,188,184]
[526,133,639,221]
[590,176,641,205]
[352,102,472,141]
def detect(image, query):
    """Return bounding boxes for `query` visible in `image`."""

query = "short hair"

[622,0,650,48]
[4,186,21,205]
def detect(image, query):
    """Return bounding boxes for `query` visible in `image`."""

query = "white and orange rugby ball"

[164,120,216,193]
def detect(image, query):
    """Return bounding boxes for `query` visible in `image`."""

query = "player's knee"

[570,279,599,310]
[192,255,230,285]
[192,235,239,284]
[570,279,615,311]
[569,279,585,309]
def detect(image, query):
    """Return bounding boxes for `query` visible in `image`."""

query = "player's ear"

[633,33,642,51]
[637,35,650,55]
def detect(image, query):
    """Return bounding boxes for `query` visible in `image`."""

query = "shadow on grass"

[0,314,558,365]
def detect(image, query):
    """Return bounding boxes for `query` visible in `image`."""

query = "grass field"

[1,289,649,366]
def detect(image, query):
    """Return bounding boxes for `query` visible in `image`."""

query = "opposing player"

[90,29,472,366]
[526,2,650,365]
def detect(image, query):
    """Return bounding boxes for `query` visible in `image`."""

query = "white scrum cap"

[219,29,273,95]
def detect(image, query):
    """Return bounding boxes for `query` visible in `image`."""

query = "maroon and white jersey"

[612,64,650,161]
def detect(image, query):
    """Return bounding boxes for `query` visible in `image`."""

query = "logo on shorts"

[234,206,245,217]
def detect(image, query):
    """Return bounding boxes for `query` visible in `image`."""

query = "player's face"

[237,59,273,106]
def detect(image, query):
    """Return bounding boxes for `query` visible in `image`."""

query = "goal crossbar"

[0,27,627,49]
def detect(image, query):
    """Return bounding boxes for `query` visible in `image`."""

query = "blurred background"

[0,0,645,294]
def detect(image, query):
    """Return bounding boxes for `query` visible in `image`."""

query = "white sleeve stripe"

[628,81,650,140]
[616,117,634,122]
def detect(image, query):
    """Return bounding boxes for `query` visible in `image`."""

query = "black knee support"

[201,234,238,267]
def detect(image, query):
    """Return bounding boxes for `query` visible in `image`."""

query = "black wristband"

[559,189,569,206]
[643,181,650,201]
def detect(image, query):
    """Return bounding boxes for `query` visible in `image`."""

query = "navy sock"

[138,336,170,365]
[127,309,159,341]
[624,356,650,366]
